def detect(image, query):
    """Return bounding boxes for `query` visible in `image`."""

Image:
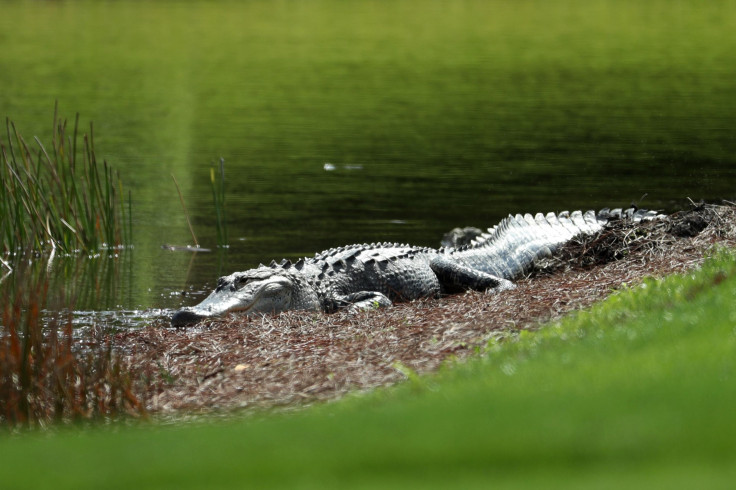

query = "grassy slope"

[2,252,736,489]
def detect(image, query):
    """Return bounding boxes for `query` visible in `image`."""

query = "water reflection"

[1,250,187,331]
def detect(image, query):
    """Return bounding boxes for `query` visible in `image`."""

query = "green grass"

[2,251,735,488]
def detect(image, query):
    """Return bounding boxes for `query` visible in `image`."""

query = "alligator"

[170,207,659,327]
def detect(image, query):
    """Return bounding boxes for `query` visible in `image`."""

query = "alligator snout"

[170,309,206,328]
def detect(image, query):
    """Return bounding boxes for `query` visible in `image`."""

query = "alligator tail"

[448,207,661,280]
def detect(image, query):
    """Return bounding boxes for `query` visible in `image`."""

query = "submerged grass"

[0,105,130,256]
[1,246,735,487]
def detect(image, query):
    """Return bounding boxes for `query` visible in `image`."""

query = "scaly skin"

[171,207,658,327]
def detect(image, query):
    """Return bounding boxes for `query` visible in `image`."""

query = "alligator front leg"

[430,256,515,294]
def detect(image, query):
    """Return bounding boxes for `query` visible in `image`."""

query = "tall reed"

[210,157,228,247]
[0,105,131,255]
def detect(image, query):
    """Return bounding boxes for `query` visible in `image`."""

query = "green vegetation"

[0,107,130,255]
[0,105,141,424]
[0,0,734,482]
[2,251,735,487]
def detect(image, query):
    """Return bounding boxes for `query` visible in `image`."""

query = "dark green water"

[1,0,735,326]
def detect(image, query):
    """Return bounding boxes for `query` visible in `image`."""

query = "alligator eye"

[234,276,250,289]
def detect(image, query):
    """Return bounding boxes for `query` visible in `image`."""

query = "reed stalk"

[171,174,199,247]
[210,157,228,248]
[0,106,129,255]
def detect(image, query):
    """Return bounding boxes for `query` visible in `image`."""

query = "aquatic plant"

[210,157,228,248]
[171,157,228,249]
[0,264,145,429]
[0,105,131,255]
[171,173,200,247]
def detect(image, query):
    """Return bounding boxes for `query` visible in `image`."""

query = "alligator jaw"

[170,268,295,327]
[170,298,254,327]
[170,308,208,328]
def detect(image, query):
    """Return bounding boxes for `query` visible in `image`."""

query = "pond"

[1,0,735,329]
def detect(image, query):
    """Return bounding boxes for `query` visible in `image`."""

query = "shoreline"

[117,204,736,416]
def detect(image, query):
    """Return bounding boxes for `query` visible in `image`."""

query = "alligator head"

[170,267,319,327]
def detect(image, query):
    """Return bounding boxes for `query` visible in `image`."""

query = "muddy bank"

[118,204,736,415]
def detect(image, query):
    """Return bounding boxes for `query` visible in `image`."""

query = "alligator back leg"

[430,255,515,294]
